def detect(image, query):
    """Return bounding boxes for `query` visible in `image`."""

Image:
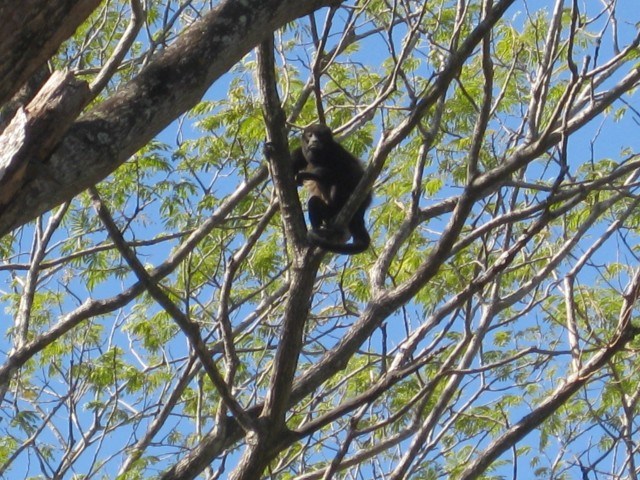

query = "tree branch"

[458,269,640,480]
[89,186,256,432]
[0,0,100,105]
[0,0,341,238]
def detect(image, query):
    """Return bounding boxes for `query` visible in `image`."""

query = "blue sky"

[2,1,640,478]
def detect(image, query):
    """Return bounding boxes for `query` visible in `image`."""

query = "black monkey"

[291,124,372,255]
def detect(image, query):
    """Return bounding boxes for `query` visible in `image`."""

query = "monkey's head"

[302,124,334,154]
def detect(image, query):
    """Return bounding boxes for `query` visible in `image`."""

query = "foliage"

[1,0,640,479]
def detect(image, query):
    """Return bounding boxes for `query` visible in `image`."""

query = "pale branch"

[89,0,146,96]
[563,276,582,372]
[14,203,70,350]
[526,0,564,137]
[334,0,517,258]
[467,0,494,179]
[215,200,279,424]
[458,269,640,480]
[118,356,199,475]
[89,186,256,433]
[0,230,192,272]
[0,70,90,207]
[0,166,268,391]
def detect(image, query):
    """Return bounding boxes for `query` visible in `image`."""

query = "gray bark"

[0,0,339,238]
[0,0,100,105]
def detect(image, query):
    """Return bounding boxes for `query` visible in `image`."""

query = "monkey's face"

[303,125,333,153]
[305,133,323,152]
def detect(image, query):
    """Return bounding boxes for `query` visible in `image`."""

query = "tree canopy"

[1,0,640,479]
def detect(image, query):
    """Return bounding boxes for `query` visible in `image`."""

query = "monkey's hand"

[263,141,276,160]
[296,168,327,185]
[295,171,313,185]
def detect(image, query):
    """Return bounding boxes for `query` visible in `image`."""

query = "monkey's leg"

[307,196,332,230]
[307,196,350,243]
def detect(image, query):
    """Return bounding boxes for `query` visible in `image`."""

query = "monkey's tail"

[307,231,370,255]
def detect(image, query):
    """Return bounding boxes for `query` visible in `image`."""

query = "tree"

[1,0,640,478]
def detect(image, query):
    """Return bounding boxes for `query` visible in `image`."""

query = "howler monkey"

[291,124,372,255]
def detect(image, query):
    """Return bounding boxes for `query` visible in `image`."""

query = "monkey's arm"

[290,148,307,172]
[265,143,310,187]
[295,167,331,185]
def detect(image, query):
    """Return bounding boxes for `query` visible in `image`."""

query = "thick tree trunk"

[0,71,90,206]
[0,0,100,106]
